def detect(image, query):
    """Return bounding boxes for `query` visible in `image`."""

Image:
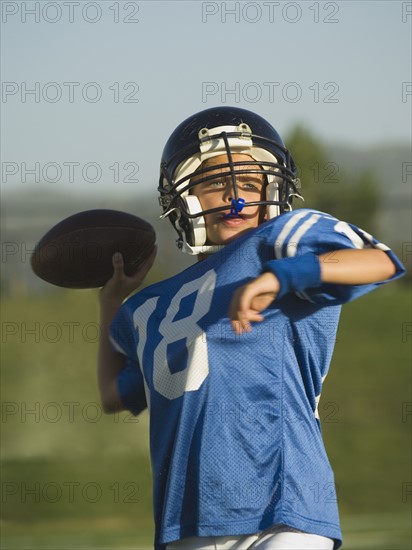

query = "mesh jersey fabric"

[110,209,405,550]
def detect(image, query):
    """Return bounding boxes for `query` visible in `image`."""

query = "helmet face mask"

[158,107,302,255]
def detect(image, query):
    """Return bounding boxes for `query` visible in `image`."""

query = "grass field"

[1,282,411,549]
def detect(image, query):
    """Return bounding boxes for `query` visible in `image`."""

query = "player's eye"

[241,182,259,190]
[238,181,263,192]
[208,179,226,188]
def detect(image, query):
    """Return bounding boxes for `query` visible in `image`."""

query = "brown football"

[31,209,156,289]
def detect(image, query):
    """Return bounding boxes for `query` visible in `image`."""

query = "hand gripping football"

[31,209,156,289]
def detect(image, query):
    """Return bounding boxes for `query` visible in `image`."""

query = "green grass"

[341,513,411,549]
[1,282,411,548]
[1,456,155,548]
[320,283,411,515]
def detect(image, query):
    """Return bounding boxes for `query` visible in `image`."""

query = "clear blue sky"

[1,0,411,195]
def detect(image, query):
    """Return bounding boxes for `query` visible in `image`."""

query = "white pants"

[166,526,334,550]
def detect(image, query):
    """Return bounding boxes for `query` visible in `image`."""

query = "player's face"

[191,154,266,246]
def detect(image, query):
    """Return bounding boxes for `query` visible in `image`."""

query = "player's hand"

[228,272,280,335]
[99,246,157,307]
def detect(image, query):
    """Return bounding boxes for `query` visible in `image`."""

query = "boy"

[97,107,405,550]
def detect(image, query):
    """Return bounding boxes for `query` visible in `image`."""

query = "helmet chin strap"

[266,180,281,218]
[177,240,223,256]
[175,195,224,254]
[183,195,207,246]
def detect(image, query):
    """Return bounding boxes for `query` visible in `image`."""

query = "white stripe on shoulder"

[287,213,321,257]
[109,335,126,355]
[358,228,390,251]
[274,210,310,259]
[333,221,365,248]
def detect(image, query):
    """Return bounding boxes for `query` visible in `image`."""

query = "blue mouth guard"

[225,197,246,218]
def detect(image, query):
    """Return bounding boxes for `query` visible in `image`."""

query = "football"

[31,209,156,289]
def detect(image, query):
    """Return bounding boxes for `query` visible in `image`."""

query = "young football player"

[97,107,405,550]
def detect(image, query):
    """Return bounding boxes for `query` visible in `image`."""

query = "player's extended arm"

[229,249,396,335]
[98,248,157,413]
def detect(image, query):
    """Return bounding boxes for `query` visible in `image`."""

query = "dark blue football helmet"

[158,106,301,254]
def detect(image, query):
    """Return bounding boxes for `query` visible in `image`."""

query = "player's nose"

[222,182,233,203]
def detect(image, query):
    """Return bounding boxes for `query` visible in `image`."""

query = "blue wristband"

[263,252,322,299]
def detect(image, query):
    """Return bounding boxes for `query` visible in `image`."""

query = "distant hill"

[326,144,411,245]
[326,143,411,201]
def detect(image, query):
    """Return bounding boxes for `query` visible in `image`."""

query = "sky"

[1,0,411,195]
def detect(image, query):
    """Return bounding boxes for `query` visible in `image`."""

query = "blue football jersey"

[110,210,405,550]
